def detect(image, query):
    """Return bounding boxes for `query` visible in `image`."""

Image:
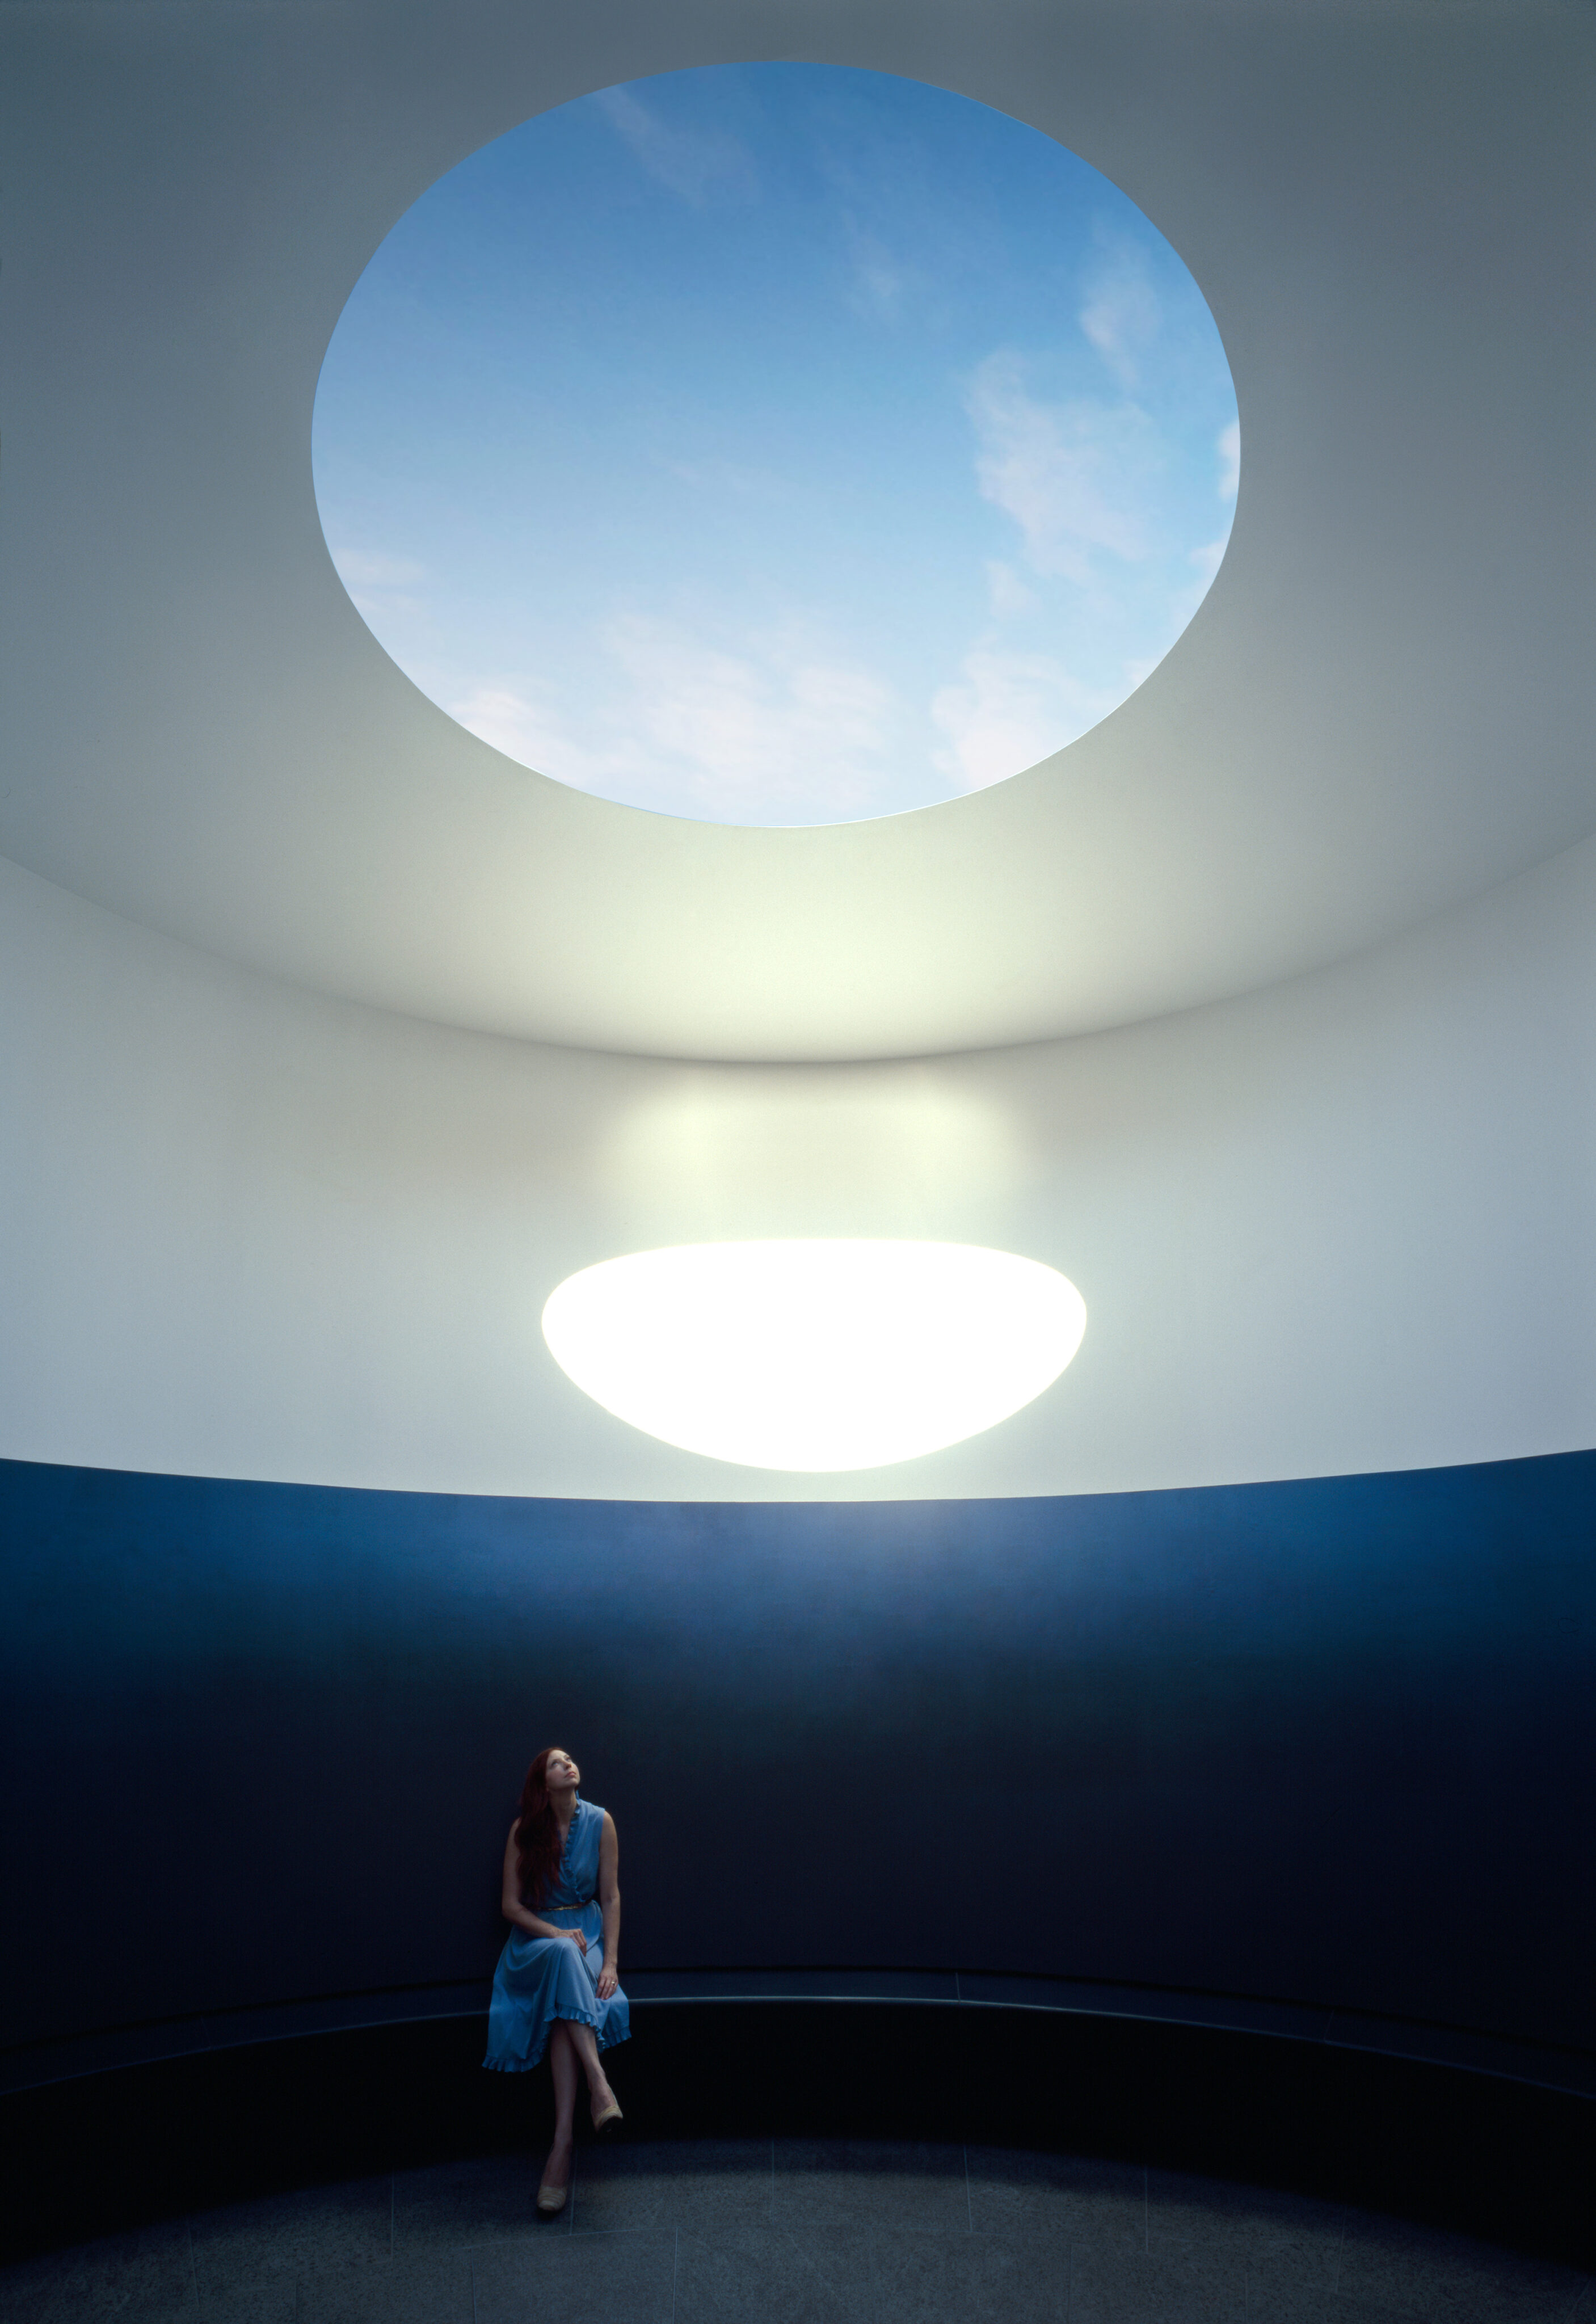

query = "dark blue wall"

[2,1452,1592,2056]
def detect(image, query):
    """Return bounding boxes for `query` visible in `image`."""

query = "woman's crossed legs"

[540,2019,620,2201]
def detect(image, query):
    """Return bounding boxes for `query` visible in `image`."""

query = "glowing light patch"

[541,1240,1087,1471]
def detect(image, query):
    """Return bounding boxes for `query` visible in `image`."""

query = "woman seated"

[483,1746,629,2213]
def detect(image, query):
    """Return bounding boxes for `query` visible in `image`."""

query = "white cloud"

[966,351,1159,582]
[1078,250,1162,389]
[1217,418,1241,500]
[451,618,902,822]
[330,547,428,624]
[931,647,1121,793]
[592,86,754,205]
[841,219,912,322]
[601,614,898,817]
[448,684,580,777]
[331,548,426,589]
[985,559,1036,619]
[1188,534,1230,587]
[663,456,794,503]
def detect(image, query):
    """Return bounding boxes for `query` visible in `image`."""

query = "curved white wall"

[3,0,1592,1064]
[2,834,1592,1502]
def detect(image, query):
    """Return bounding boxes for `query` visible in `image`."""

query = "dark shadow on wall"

[1,1451,1592,2057]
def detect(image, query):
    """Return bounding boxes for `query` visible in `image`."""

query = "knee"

[553,1953,588,2005]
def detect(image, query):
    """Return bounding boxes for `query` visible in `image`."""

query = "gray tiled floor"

[0,2143,1589,2324]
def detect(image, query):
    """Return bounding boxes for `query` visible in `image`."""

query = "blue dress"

[483,1797,630,2073]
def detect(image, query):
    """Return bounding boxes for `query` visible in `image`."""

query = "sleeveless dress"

[483,1797,630,2073]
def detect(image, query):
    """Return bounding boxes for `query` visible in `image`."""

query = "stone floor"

[0,2140,1589,2324]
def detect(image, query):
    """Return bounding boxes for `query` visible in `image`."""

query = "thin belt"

[545,1901,594,1913]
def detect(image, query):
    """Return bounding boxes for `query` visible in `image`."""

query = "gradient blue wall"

[3,1450,1591,2057]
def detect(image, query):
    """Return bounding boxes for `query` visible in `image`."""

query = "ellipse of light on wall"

[541,1240,1087,1472]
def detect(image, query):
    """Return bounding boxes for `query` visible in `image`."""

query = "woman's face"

[545,1749,580,1796]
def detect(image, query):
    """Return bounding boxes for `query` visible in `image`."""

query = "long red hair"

[515,1748,570,1908]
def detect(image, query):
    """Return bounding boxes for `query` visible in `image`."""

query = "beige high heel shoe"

[591,2097,624,2134]
[535,2176,569,2216]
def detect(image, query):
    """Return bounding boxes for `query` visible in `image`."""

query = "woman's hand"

[561,1926,588,1957]
[596,1963,618,2001]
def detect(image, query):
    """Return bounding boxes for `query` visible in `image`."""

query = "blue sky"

[314,65,1239,827]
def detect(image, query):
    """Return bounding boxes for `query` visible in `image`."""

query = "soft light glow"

[541,1240,1087,1471]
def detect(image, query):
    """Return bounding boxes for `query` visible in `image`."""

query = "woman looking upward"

[483,1746,628,2214]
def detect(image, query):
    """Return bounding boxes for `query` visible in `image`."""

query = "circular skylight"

[541,1240,1087,1471]
[314,65,1239,827]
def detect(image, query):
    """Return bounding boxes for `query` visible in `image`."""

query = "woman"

[483,1746,629,2214]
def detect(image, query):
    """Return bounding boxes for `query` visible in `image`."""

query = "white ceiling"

[2,0,1591,1064]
